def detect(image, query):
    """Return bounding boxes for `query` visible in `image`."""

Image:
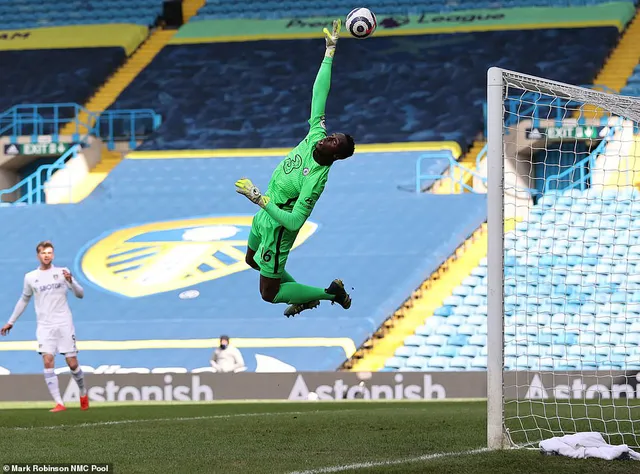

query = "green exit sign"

[526,126,605,140]
[4,142,75,156]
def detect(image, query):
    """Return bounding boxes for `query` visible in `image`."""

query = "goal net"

[486,68,640,449]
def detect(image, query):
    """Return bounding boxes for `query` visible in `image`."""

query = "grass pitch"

[0,401,637,473]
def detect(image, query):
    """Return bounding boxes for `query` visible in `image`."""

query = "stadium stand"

[0,0,635,376]
[384,187,640,372]
[0,48,125,115]
[0,149,485,373]
[193,0,631,20]
[110,28,617,150]
[620,63,640,96]
[0,0,163,29]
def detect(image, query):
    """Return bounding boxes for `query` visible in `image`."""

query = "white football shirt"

[15,265,83,327]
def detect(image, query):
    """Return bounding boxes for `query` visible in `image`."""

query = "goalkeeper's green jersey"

[262,57,333,230]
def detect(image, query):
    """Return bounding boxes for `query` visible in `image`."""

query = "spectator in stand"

[210,335,246,373]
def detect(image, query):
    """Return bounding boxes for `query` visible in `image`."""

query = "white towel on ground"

[540,432,640,461]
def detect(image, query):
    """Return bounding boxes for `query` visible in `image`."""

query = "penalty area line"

[288,447,490,474]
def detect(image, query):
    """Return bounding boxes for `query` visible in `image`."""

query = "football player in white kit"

[1,241,89,412]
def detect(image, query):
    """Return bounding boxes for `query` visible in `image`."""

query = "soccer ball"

[307,391,319,401]
[346,7,377,39]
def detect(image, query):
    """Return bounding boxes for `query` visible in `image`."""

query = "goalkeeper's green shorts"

[248,209,298,279]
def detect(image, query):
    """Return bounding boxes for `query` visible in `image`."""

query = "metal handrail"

[0,103,162,149]
[543,128,615,193]
[0,144,81,205]
[415,151,487,194]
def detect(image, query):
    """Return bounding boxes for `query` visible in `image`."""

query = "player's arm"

[63,268,84,299]
[308,19,341,134]
[1,276,33,335]
[262,172,328,232]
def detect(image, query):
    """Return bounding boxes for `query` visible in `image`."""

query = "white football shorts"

[36,324,78,357]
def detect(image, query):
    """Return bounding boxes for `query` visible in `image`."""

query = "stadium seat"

[448,335,470,347]
[435,324,458,337]
[0,48,125,120]
[436,346,458,358]
[470,356,488,370]
[384,357,407,369]
[415,345,439,358]
[192,0,628,21]
[405,356,428,370]
[468,335,487,347]
[427,356,451,370]
[109,26,619,149]
[458,324,478,336]
[415,325,433,337]
[434,306,453,317]
[446,315,468,327]
[449,356,471,370]
[394,346,417,358]
[403,335,427,347]
[0,0,162,28]
[425,335,449,347]
[388,187,640,372]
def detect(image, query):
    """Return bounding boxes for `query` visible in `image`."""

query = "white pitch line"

[288,447,491,474]
[7,409,343,431]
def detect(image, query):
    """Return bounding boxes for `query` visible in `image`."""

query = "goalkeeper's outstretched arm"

[309,19,341,131]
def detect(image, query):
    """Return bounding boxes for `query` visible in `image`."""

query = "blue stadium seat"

[470,356,488,370]
[403,335,427,347]
[468,335,487,347]
[468,315,486,326]
[425,335,448,347]
[110,26,620,149]
[433,306,453,317]
[385,357,407,369]
[0,0,162,28]
[0,48,125,121]
[394,346,417,358]
[437,346,458,358]
[446,315,467,327]
[435,324,458,337]
[449,356,471,370]
[448,334,470,347]
[194,0,638,21]
[405,356,428,370]
[427,356,451,370]
[459,345,480,358]
[416,345,439,358]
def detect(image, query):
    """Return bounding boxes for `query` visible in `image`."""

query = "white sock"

[44,368,63,405]
[71,366,87,396]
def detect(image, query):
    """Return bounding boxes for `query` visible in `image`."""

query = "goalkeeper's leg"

[252,221,352,313]
[260,275,351,308]
[258,249,352,313]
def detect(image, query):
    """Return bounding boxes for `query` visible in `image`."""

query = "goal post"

[486,67,640,449]
[486,66,506,450]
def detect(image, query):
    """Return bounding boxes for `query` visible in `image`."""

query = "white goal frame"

[486,67,640,450]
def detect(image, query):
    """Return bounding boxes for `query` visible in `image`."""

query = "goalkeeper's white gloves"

[323,19,341,58]
[235,178,270,208]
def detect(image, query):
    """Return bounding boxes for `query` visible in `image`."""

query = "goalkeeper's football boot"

[326,279,352,310]
[50,404,67,413]
[284,300,320,318]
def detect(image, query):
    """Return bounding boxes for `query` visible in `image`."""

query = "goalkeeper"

[235,19,354,318]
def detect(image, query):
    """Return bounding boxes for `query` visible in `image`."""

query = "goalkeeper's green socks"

[272,282,336,305]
